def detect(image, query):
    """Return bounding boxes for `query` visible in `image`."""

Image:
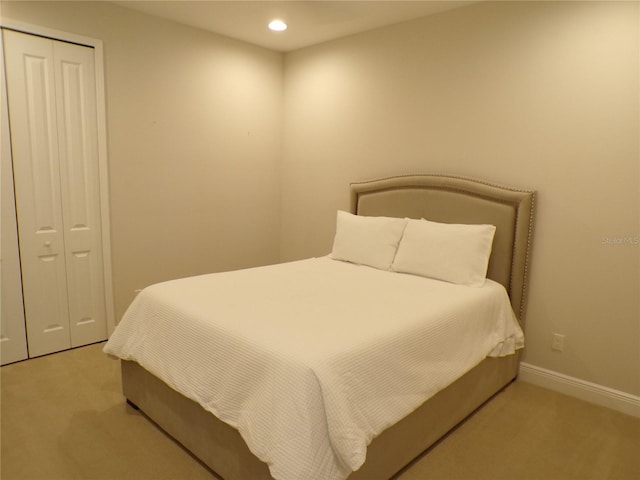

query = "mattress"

[104,257,524,480]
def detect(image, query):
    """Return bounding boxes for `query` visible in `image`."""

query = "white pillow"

[392,218,496,287]
[331,211,407,270]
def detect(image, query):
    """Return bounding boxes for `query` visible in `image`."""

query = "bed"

[105,174,535,480]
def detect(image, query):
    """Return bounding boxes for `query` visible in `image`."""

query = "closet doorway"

[1,24,114,365]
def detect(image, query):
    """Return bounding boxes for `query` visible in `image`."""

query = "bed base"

[121,353,519,480]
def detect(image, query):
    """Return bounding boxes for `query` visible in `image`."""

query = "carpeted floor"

[1,343,638,480]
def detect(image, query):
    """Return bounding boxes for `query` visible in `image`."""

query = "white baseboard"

[518,362,640,418]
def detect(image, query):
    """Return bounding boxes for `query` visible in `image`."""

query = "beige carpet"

[1,343,638,480]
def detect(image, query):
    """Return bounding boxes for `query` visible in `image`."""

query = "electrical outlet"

[552,333,565,352]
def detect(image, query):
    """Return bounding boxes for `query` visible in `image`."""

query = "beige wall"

[282,1,639,395]
[1,1,284,320]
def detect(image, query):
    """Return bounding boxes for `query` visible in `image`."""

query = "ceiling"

[114,1,477,52]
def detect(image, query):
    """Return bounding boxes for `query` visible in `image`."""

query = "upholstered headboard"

[350,174,535,326]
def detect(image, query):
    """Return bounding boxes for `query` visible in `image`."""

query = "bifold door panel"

[0,32,28,365]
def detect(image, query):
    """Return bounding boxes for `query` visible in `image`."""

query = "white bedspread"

[104,257,523,480]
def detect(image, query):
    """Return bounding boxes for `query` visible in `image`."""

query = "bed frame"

[121,174,535,480]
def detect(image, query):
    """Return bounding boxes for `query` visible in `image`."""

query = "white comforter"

[104,257,523,480]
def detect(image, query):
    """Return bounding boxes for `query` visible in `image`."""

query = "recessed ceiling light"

[268,20,287,32]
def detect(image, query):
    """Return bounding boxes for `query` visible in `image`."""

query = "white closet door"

[54,40,106,348]
[4,29,71,357]
[3,29,107,357]
[0,32,28,365]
